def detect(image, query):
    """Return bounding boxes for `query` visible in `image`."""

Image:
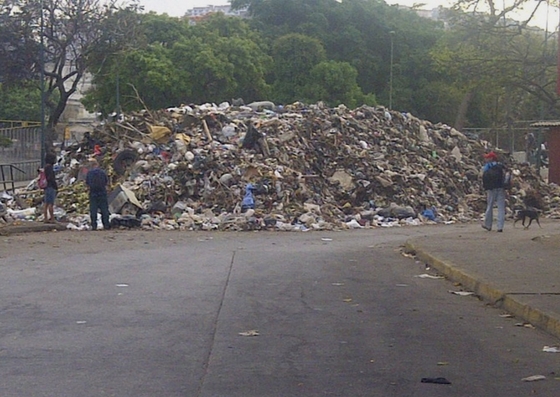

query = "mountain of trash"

[5,101,560,231]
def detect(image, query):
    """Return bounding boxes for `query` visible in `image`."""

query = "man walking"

[482,151,506,232]
[86,159,111,230]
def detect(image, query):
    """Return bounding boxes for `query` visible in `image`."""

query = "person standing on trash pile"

[85,159,111,230]
[481,151,506,232]
[43,152,58,223]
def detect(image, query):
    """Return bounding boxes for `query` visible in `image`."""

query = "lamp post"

[389,31,395,110]
[39,0,45,166]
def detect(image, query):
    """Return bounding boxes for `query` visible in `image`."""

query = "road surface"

[0,225,559,396]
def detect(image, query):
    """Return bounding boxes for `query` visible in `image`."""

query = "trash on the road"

[343,298,353,302]
[415,274,444,279]
[396,283,409,287]
[448,290,474,296]
[499,313,514,318]
[515,323,535,329]
[401,251,415,259]
[239,330,259,337]
[321,238,333,241]
[331,282,345,286]
[76,321,87,324]
[421,377,451,385]
[437,362,449,366]
[522,375,546,382]
[115,283,129,287]
[543,346,560,353]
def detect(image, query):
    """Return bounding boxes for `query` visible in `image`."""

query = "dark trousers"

[90,193,110,230]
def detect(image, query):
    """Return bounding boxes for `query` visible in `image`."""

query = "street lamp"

[40,0,45,166]
[389,31,395,110]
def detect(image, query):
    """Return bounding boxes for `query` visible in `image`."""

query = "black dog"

[513,208,541,229]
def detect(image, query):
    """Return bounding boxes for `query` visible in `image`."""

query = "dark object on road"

[513,207,541,229]
[421,377,452,385]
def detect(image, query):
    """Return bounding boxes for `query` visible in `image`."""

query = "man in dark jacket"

[43,153,58,223]
[482,151,505,232]
[86,159,111,230]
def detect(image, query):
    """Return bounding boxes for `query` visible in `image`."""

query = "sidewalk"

[405,220,560,339]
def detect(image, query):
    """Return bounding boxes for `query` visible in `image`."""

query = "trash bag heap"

[7,101,560,231]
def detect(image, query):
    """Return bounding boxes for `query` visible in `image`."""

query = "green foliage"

[0,83,41,121]
[84,13,272,112]
[0,136,13,148]
[80,0,560,130]
[271,33,326,103]
[303,61,374,108]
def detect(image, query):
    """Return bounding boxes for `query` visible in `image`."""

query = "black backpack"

[482,164,504,190]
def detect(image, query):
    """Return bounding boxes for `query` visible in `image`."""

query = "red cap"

[484,151,498,161]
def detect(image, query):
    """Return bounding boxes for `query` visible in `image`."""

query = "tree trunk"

[454,90,475,131]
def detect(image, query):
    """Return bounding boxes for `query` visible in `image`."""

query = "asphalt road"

[1,226,559,396]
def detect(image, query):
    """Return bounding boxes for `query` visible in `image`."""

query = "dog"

[513,207,541,229]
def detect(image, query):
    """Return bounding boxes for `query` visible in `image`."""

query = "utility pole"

[40,0,46,166]
[389,31,395,110]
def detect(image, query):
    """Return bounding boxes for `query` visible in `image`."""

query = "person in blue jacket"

[482,151,505,232]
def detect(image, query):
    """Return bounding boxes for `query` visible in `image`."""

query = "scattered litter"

[401,252,415,259]
[343,298,353,303]
[499,313,514,318]
[331,283,345,286]
[543,346,560,353]
[421,377,451,385]
[115,284,129,287]
[321,238,333,241]
[437,362,449,366]
[448,290,474,296]
[396,284,409,287]
[522,375,546,382]
[515,323,535,329]
[76,321,87,324]
[238,330,259,337]
[415,274,444,279]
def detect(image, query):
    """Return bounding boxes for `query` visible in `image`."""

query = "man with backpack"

[482,151,506,232]
[85,159,111,230]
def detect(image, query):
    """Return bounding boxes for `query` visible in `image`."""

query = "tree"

[303,60,375,108]
[272,33,326,103]
[432,0,555,129]
[0,0,140,149]
[84,12,272,111]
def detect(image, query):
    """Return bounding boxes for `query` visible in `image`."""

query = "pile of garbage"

[3,101,559,231]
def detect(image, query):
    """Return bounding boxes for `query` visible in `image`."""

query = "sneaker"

[482,225,491,231]
[497,229,503,232]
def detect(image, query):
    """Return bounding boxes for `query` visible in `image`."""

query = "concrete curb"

[0,222,67,236]
[404,240,560,340]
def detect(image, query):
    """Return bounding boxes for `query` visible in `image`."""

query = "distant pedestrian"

[85,159,111,230]
[481,151,506,232]
[42,152,58,223]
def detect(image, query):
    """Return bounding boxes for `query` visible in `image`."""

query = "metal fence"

[0,126,41,184]
[463,125,545,154]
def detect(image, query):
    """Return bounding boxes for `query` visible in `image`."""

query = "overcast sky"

[139,0,557,29]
